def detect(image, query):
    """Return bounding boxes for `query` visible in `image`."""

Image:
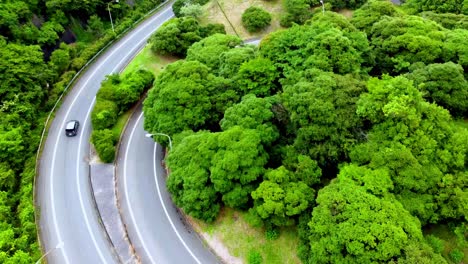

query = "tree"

[281,70,366,166]
[235,57,279,97]
[280,0,311,27]
[305,172,443,263]
[218,45,257,78]
[149,17,225,57]
[167,131,220,222]
[186,34,242,71]
[210,127,269,208]
[351,0,403,34]
[326,0,367,9]
[261,13,370,77]
[405,62,468,116]
[369,15,447,74]
[221,94,279,145]
[250,166,314,227]
[143,60,238,139]
[403,0,468,15]
[180,3,203,18]
[353,75,468,223]
[241,7,272,32]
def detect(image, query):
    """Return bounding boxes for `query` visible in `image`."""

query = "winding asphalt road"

[116,104,219,264]
[36,5,181,263]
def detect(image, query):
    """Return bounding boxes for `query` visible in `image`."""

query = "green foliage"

[351,0,403,34]
[87,15,105,38]
[306,171,442,263]
[425,235,445,254]
[0,0,164,260]
[265,228,279,240]
[369,15,448,74]
[280,0,312,27]
[353,76,468,224]
[173,0,210,17]
[420,11,468,30]
[449,249,464,263]
[282,70,366,166]
[91,99,119,130]
[167,126,269,220]
[261,13,370,77]
[251,166,314,227]
[149,17,226,57]
[186,34,242,71]
[235,58,279,97]
[49,44,71,73]
[242,7,272,32]
[143,60,238,139]
[404,0,468,15]
[221,94,279,144]
[91,129,117,163]
[180,3,204,18]
[218,45,257,78]
[211,127,269,208]
[405,62,468,116]
[167,131,221,222]
[326,0,367,9]
[248,250,263,264]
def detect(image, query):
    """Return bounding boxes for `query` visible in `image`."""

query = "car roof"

[66,120,77,130]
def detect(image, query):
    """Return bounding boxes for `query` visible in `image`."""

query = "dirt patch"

[201,0,284,39]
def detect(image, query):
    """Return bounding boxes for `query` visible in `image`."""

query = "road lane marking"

[48,6,173,263]
[76,97,109,264]
[151,136,202,264]
[124,112,157,264]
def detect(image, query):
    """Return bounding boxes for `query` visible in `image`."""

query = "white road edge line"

[48,6,173,263]
[76,97,109,264]
[124,113,157,264]
[151,134,202,264]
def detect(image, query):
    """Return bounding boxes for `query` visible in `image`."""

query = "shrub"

[173,0,211,17]
[266,228,279,240]
[180,3,204,18]
[91,99,119,130]
[450,249,464,264]
[91,129,118,163]
[242,7,272,32]
[425,235,444,254]
[114,69,154,111]
[247,250,263,264]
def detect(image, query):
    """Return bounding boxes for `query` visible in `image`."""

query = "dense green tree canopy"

[369,15,447,74]
[235,57,279,97]
[261,12,370,76]
[149,17,226,57]
[144,60,238,139]
[405,62,468,116]
[251,166,314,227]
[353,76,468,223]
[186,34,242,71]
[218,45,257,78]
[282,70,366,166]
[306,172,445,264]
[221,94,279,144]
[167,131,220,222]
[351,0,403,34]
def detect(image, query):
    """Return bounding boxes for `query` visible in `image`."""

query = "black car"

[65,120,80,137]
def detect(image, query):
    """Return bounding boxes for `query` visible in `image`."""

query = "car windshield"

[66,121,76,130]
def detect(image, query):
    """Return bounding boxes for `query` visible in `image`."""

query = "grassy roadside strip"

[188,207,302,264]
